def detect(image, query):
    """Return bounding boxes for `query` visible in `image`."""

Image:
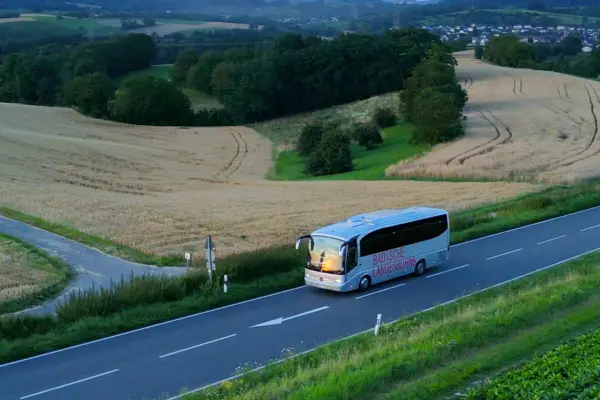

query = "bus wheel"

[414,260,426,276]
[358,276,371,291]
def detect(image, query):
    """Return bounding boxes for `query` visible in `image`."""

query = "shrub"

[372,107,397,128]
[296,121,325,157]
[0,315,57,341]
[351,122,383,150]
[305,128,353,176]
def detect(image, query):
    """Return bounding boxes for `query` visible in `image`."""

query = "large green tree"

[109,75,194,126]
[412,88,464,146]
[63,72,115,117]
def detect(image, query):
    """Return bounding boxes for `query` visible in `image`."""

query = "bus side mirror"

[338,243,347,258]
[295,235,311,250]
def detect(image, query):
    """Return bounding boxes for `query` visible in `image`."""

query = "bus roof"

[311,207,448,242]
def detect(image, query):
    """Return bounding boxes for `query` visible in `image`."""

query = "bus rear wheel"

[358,276,371,291]
[414,260,426,276]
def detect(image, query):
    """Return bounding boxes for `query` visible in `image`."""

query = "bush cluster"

[371,106,397,128]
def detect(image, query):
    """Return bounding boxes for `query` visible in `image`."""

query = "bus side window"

[346,238,358,272]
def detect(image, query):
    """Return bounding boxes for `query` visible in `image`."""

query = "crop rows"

[466,327,600,399]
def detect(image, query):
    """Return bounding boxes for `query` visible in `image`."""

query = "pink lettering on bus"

[372,248,405,266]
[373,256,416,277]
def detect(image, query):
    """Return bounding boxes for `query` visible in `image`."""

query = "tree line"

[290,43,468,177]
[173,28,442,124]
[481,34,600,79]
[0,33,193,125]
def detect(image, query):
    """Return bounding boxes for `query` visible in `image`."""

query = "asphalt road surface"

[0,215,187,316]
[1,206,600,400]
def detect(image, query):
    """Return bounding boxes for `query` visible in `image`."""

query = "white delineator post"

[224,274,228,294]
[374,313,382,336]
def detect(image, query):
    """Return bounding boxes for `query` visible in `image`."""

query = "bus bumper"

[304,276,348,292]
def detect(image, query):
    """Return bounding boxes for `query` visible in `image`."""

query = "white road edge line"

[581,224,600,232]
[165,245,600,400]
[486,248,522,260]
[537,235,567,245]
[355,283,406,300]
[426,264,470,278]
[451,204,600,247]
[19,369,120,399]
[159,334,237,359]
[2,204,599,369]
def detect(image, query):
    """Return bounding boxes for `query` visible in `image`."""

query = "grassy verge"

[0,233,74,315]
[181,250,600,400]
[268,123,427,181]
[1,179,600,363]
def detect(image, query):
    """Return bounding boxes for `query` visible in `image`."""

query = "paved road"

[1,206,600,400]
[0,215,187,316]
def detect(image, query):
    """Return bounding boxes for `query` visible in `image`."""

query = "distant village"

[279,14,600,53]
[424,24,600,52]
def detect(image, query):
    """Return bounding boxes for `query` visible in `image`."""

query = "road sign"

[184,252,191,261]
[204,236,216,282]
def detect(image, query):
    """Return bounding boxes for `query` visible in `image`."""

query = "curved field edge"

[0,233,75,315]
[180,250,600,400]
[0,181,599,363]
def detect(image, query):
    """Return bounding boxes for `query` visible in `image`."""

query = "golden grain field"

[386,50,600,184]
[0,236,62,303]
[0,102,537,257]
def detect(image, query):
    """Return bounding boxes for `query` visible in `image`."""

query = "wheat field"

[387,50,600,184]
[0,101,537,257]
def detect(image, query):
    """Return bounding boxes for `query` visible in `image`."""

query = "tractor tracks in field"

[215,128,249,180]
[553,85,600,168]
[444,107,512,166]
[462,76,474,90]
[504,72,600,169]
[505,72,587,128]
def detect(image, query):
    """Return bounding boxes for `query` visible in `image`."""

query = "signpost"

[184,251,191,272]
[204,236,216,283]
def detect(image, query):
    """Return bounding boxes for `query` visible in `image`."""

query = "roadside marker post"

[204,236,216,284]
[224,274,228,294]
[374,313,382,336]
[184,252,191,272]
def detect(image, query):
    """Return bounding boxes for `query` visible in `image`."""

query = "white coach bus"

[295,207,450,292]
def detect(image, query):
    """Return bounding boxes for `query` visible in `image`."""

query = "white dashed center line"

[159,334,237,359]
[581,224,600,232]
[486,248,523,260]
[20,369,120,399]
[426,264,470,278]
[537,235,567,245]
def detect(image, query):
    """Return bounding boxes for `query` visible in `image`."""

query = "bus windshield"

[306,235,344,275]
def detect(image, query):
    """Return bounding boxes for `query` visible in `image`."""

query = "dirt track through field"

[387,51,600,184]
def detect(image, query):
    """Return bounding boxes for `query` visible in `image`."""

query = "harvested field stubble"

[0,103,538,258]
[387,50,600,184]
